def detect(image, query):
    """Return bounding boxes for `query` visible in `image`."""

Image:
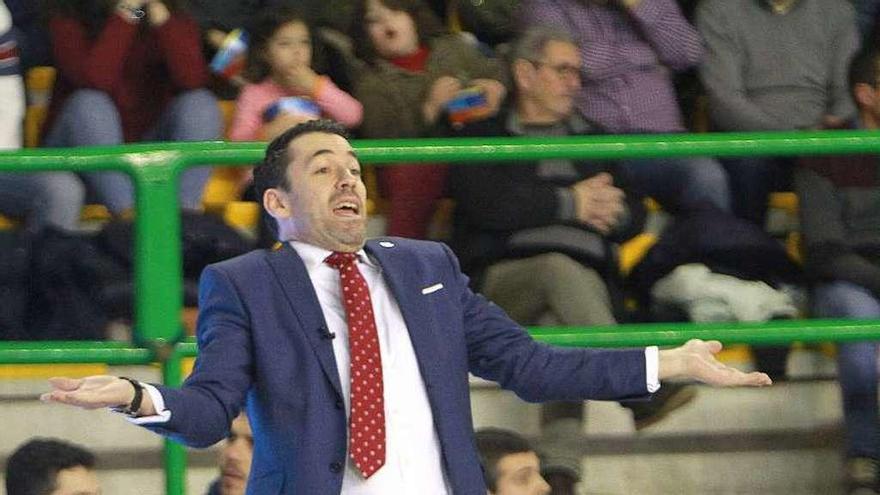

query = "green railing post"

[129,150,188,495]
[163,346,186,495]
[130,151,185,345]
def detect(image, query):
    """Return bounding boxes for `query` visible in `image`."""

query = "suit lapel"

[266,243,343,399]
[365,240,443,384]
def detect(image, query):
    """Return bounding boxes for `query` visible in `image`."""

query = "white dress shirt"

[291,241,451,494]
[130,241,661,493]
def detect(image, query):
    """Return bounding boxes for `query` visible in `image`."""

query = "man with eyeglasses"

[446,26,698,495]
[519,0,731,218]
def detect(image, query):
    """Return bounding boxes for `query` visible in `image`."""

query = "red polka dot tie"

[325,252,386,478]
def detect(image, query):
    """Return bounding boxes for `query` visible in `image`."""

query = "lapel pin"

[378,241,395,248]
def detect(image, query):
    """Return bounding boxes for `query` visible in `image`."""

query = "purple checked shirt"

[519,0,704,133]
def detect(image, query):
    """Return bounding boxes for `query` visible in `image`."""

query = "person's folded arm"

[49,14,138,91]
[623,0,704,71]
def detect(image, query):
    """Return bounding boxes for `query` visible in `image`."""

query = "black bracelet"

[116,4,146,20]
[112,376,144,417]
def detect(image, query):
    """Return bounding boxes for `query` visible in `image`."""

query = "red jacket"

[45,11,209,142]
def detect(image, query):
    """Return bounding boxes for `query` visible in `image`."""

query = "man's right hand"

[571,172,625,234]
[41,376,157,416]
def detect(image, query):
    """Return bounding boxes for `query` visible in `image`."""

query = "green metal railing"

[3,130,880,494]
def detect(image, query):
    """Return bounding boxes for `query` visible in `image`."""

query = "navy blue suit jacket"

[144,237,648,494]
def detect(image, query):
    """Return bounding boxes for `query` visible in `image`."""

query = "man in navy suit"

[42,119,771,494]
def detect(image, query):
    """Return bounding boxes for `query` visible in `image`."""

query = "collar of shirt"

[289,240,379,273]
[505,110,594,136]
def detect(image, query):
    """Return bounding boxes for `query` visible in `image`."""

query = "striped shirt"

[519,0,703,133]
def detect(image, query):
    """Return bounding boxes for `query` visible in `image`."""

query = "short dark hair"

[253,119,351,238]
[5,438,96,495]
[350,0,446,65]
[243,7,316,83]
[850,46,880,95]
[475,428,536,492]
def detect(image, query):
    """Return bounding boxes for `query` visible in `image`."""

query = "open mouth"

[333,201,360,217]
[222,469,245,480]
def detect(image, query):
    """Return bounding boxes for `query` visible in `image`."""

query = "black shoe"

[624,383,698,431]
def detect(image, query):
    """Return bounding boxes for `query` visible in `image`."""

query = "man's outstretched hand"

[41,375,156,415]
[659,339,772,387]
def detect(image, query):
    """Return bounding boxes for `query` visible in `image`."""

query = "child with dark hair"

[349,0,507,239]
[228,7,362,143]
[42,0,221,215]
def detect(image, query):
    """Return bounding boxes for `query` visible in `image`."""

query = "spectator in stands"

[448,26,695,494]
[475,428,551,495]
[187,1,357,99]
[697,0,859,226]
[796,46,880,493]
[0,0,85,233]
[42,0,222,217]
[206,413,253,495]
[6,0,52,70]
[518,0,731,216]
[229,8,362,143]
[226,7,363,201]
[350,0,507,238]
[5,438,100,495]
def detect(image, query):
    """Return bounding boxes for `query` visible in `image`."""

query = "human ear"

[512,59,535,92]
[854,83,876,110]
[263,188,292,220]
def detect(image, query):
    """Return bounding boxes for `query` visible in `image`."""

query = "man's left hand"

[659,339,772,387]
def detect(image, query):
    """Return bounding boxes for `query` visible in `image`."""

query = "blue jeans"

[721,156,792,227]
[43,88,221,213]
[0,172,85,232]
[619,156,731,214]
[813,281,880,459]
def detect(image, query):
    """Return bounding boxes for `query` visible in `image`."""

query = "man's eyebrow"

[307,149,358,162]
[502,466,537,477]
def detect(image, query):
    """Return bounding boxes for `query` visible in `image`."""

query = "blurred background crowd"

[4,0,880,493]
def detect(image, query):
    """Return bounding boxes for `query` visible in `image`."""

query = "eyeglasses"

[531,60,582,81]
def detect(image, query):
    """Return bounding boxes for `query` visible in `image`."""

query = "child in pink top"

[229,8,362,142]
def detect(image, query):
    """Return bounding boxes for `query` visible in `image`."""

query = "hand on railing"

[659,339,772,387]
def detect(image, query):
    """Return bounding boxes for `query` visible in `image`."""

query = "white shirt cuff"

[645,346,660,393]
[123,382,172,425]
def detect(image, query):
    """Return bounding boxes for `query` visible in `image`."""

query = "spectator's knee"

[64,89,117,118]
[535,252,600,284]
[687,158,729,189]
[42,173,86,210]
[683,158,731,211]
[169,89,222,140]
[816,282,880,318]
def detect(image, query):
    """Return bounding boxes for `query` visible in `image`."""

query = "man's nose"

[226,442,246,460]
[336,169,358,188]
